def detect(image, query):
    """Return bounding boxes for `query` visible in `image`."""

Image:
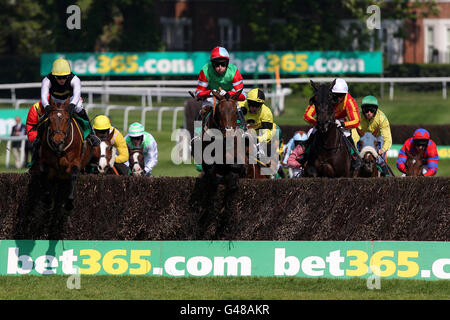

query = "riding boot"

[30,138,41,166]
[346,136,362,171]
[379,162,390,176]
[76,109,100,146]
[237,107,247,129]
[299,131,315,166]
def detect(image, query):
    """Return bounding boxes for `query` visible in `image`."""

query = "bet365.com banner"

[2,240,448,280]
[40,51,382,76]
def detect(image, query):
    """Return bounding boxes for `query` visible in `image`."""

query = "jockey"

[25,100,46,165]
[238,88,278,166]
[41,58,100,146]
[287,131,309,178]
[396,128,439,176]
[351,95,392,176]
[124,122,158,177]
[281,130,307,167]
[239,88,274,144]
[92,115,129,176]
[194,46,246,127]
[303,78,361,170]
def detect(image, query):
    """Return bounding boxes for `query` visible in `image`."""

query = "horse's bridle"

[46,108,74,155]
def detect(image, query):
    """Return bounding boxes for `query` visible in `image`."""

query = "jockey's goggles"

[55,75,68,80]
[333,92,346,99]
[294,140,307,147]
[212,60,228,68]
[248,100,263,108]
[94,129,109,136]
[362,105,377,113]
[413,139,428,147]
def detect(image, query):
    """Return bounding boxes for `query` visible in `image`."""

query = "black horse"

[304,80,353,177]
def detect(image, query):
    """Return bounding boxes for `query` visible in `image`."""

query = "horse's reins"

[47,121,74,153]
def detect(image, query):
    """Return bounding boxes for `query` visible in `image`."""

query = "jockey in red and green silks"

[194,46,246,127]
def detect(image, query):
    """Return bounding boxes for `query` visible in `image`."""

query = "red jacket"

[26,101,45,143]
[303,93,360,129]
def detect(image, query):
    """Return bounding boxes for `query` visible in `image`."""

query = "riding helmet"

[128,122,145,137]
[51,58,71,76]
[331,78,348,93]
[93,115,112,130]
[247,88,265,104]
[413,128,430,141]
[210,46,230,61]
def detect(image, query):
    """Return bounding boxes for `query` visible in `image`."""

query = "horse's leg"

[65,166,79,211]
[40,164,53,207]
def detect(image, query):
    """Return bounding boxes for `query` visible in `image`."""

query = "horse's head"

[97,130,116,174]
[129,146,145,176]
[357,128,380,152]
[47,97,72,154]
[310,79,337,133]
[405,148,425,176]
[212,88,242,137]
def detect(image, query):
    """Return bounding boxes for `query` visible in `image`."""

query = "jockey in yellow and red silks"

[304,78,360,131]
[302,78,361,170]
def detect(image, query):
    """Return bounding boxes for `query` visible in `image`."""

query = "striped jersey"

[303,93,360,129]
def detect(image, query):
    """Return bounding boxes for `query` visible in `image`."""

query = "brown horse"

[405,148,425,176]
[85,129,119,175]
[304,80,352,177]
[242,127,272,179]
[128,146,145,176]
[39,97,94,210]
[198,88,245,189]
[354,127,381,178]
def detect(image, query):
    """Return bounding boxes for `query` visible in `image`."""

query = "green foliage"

[0,0,161,58]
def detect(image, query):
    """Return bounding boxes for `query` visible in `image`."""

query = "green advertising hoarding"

[41,51,382,76]
[2,240,449,280]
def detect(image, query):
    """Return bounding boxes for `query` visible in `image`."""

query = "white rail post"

[389,82,394,101]
[443,81,447,99]
[5,140,11,169]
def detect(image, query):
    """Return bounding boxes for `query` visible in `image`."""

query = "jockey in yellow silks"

[92,115,129,175]
[351,95,392,176]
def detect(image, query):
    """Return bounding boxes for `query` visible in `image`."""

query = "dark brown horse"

[304,80,352,177]
[39,97,94,210]
[199,88,245,189]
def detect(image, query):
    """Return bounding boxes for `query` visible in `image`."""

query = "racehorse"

[404,148,425,176]
[128,146,145,176]
[304,79,352,177]
[200,88,245,189]
[243,142,271,179]
[38,97,94,210]
[90,130,119,175]
[354,127,381,178]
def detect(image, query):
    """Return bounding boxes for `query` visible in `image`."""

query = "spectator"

[10,116,27,169]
